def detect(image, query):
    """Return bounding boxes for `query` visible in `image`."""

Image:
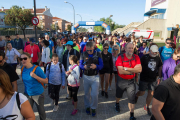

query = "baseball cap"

[64,41,74,46]
[29,38,35,43]
[150,45,158,52]
[83,37,87,40]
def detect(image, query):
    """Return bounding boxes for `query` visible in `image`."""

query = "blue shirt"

[159,46,174,63]
[48,40,54,51]
[22,65,46,96]
[108,46,112,53]
[80,41,87,53]
[46,62,66,86]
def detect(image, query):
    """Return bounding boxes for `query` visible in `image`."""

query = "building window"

[150,14,164,19]
[154,32,161,38]
[39,15,42,20]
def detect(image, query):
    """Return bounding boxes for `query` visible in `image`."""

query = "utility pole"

[34,0,37,42]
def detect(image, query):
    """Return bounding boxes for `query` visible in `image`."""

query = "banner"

[151,0,166,7]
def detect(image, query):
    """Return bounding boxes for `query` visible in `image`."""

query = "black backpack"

[47,62,62,73]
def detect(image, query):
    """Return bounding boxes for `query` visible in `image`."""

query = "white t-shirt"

[0,92,28,120]
[41,47,51,63]
[5,48,20,64]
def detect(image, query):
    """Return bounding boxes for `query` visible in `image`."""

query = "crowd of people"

[0,32,180,120]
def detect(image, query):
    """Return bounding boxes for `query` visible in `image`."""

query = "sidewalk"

[16,68,151,120]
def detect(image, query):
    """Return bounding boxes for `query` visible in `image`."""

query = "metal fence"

[0,30,43,36]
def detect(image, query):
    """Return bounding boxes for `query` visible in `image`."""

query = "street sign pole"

[34,0,37,42]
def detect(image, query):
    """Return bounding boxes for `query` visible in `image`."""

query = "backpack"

[120,54,136,67]
[47,62,62,73]
[21,65,45,88]
[67,65,79,87]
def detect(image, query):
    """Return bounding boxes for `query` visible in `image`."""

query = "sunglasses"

[104,48,109,50]
[86,50,93,52]
[113,49,118,51]
[20,57,27,61]
[166,42,172,44]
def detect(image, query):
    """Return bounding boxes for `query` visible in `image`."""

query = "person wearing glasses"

[159,38,174,63]
[135,44,162,116]
[99,43,113,98]
[162,49,180,81]
[109,45,120,90]
[5,42,20,70]
[20,52,48,120]
[0,51,19,92]
[79,42,103,117]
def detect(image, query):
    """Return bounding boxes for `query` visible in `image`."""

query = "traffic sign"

[32,16,39,26]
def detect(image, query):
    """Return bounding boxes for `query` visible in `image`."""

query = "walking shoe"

[144,106,152,116]
[66,94,71,100]
[108,86,112,91]
[92,109,96,117]
[53,105,59,112]
[50,100,55,106]
[135,96,138,104]
[101,91,104,96]
[86,107,90,115]
[105,92,108,98]
[115,103,120,112]
[129,116,136,120]
[71,109,78,115]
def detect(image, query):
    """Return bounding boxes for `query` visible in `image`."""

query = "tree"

[4,5,34,40]
[77,27,87,32]
[94,17,125,32]
[67,25,72,31]
[51,24,59,31]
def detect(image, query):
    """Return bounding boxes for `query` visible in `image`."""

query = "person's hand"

[84,65,88,70]
[69,69,72,72]
[30,72,37,79]
[90,64,97,69]
[157,78,161,85]
[44,84,48,89]
[66,71,70,74]
[62,86,65,89]
[135,77,138,83]
[5,56,8,60]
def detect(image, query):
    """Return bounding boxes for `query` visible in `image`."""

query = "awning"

[144,8,166,16]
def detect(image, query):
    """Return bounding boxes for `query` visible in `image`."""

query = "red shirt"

[115,53,141,79]
[24,44,40,63]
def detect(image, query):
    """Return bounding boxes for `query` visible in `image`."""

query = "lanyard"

[30,45,34,53]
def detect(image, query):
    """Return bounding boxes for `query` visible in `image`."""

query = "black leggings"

[48,83,61,105]
[68,85,79,102]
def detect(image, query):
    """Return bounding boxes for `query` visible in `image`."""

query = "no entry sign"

[32,17,39,25]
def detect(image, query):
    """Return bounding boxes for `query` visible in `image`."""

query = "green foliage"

[4,6,34,30]
[77,27,87,32]
[51,24,59,31]
[94,17,125,32]
[67,25,72,31]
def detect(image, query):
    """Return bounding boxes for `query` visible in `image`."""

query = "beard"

[150,53,157,57]
[126,52,133,56]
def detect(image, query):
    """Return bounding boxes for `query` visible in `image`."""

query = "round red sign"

[32,17,39,25]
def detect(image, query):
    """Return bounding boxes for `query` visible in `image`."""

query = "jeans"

[83,74,99,109]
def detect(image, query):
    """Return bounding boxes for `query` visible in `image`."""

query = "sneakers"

[135,96,138,104]
[53,105,59,112]
[86,107,90,115]
[101,91,104,96]
[92,109,96,117]
[105,92,108,98]
[115,103,120,112]
[129,116,136,120]
[144,106,152,116]
[71,109,78,115]
[66,94,71,100]
[108,86,112,91]
[51,100,55,106]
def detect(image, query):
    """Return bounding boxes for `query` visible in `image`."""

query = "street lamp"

[76,14,82,33]
[109,15,113,26]
[91,19,94,32]
[64,1,75,25]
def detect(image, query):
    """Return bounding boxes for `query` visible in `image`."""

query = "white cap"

[83,37,87,40]
[150,45,159,52]
[97,39,101,43]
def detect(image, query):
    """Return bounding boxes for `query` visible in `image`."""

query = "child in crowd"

[66,55,80,115]
[46,53,66,111]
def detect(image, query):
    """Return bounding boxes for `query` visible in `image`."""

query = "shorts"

[17,49,23,55]
[139,80,157,91]
[99,68,110,74]
[116,75,136,104]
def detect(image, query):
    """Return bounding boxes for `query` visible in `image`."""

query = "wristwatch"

[124,67,127,71]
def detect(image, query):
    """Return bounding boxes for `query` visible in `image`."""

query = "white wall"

[144,0,169,21]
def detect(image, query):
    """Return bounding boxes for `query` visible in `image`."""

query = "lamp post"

[34,0,37,42]
[64,1,75,25]
[91,19,94,32]
[76,14,82,33]
[109,15,113,26]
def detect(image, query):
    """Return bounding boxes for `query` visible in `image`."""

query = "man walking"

[79,42,103,117]
[14,34,24,54]
[115,43,142,120]
[135,44,162,116]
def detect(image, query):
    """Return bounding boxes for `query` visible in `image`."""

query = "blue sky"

[1,0,146,25]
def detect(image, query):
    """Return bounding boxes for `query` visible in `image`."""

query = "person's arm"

[162,61,168,80]
[52,46,54,53]
[37,52,41,62]
[14,49,21,57]
[126,64,142,73]
[70,66,80,80]
[117,66,133,75]
[95,57,103,70]
[152,98,165,120]
[12,81,18,92]
[21,100,35,120]
[110,54,113,72]
[61,65,66,87]
[45,48,50,64]
[30,72,48,83]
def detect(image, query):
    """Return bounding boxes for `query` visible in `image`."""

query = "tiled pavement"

[16,68,151,120]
